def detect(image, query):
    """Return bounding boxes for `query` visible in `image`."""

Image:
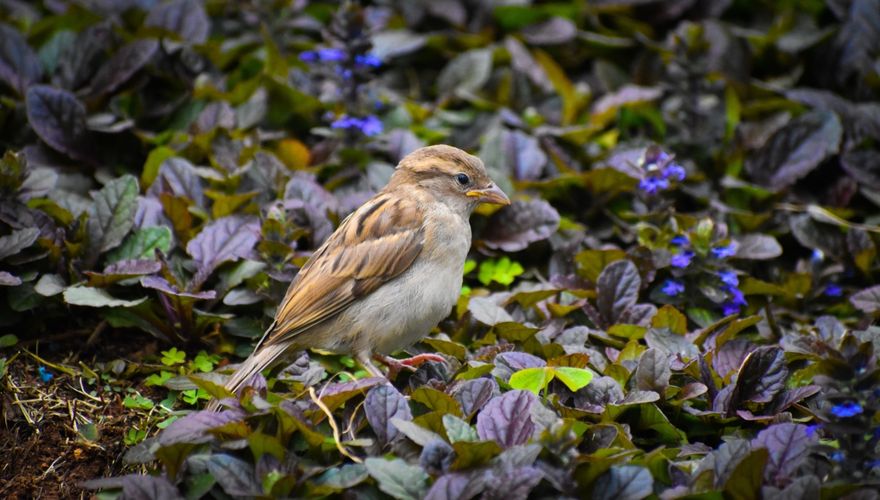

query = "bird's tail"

[205,342,289,411]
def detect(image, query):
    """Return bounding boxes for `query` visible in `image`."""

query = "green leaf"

[248,431,285,461]
[0,334,17,348]
[442,414,478,443]
[161,347,186,366]
[62,286,147,308]
[509,367,553,395]
[87,175,139,257]
[553,367,594,392]
[123,393,155,410]
[107,226,172,263]
[478,257,525,286]
[363,458,429,500]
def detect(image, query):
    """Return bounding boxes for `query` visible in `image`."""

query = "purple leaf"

[194,101,236,133]
[284,172,338,244]
[140,276,216,299]
[574,376,624,413]
[317,377,384,412]
[364,384,412,447]
[467,296,513,325]
[0,23,42,95]
[145,0,210,44]
[635,348,670,395]
[425,471,487,500]
[597,260,641,325]
[0,271,21,286]
[483,466,543,500]
[476,390,536,448]
[146,158,205,207]
[26,85,95,163]
[851,285,880,313]
[832,0,880,82]
[452,378,499,417]
[592,465,653,500]
[120,474,184,500]
[158,408,246,446]
[762,475,820,500]
[0,227,39,260]
[591,85,662,122]
[481,200,560,252]
[206,453,261,496]
[744,111,842,190]
[85,259,161,287]
[734,234,783,260]
[698,438,751,487]
[841,149,880,189]
[522,17,577,45]
[505,37,552,92]
[618,303,657,326]
[751,423,816,487]
[730,346,787,408]
[186,215,260,286]
[713,339,755,379]
[502,129,547,181]
[87,39,158,97]
[493,351,546,381]
[770,386,821,414]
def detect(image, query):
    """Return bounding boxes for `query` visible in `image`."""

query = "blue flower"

[805,424,821,437]
[662,163,686,182]
[300,48,346,63]
[661,279,685,296]
[811,249,824,263]
[670,235,689,246]
[721,287,747,315]
[718,270,739,287]
[830,401,864,418]
[824,284,842,297]
[359,115,383,136]
[728,286,747,306]
[331,115,383,136]
[670,250,694,268]
[317,48,345,62]
[868,459,880,469]
[830,451,845,463]
[355,54,382,68]
[299,50,318,62]
[38,366,53,383]
[710,244,736,259]
[638,176,670,195]
[721,302,741,315]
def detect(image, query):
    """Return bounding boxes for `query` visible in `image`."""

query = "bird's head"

[390,145,510,213]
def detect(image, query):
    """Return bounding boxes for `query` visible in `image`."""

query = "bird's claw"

[373,353,446,379]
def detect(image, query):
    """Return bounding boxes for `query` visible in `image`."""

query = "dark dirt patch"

[0,330,162,499]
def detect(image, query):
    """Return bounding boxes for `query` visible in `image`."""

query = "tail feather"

[205,343,290,411]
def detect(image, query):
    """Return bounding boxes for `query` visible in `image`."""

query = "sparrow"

[208,145,509,409]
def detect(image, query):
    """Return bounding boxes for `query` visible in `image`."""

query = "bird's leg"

[355,351,386,378]
[373,353,446,379]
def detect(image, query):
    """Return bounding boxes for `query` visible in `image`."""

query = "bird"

[207,145,509,410]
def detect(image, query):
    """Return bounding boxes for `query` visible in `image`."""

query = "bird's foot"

[373,353,446,380]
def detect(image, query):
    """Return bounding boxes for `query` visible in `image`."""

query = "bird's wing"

[261,192,425,347]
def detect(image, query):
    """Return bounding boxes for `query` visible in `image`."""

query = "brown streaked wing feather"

[262,193,425,346]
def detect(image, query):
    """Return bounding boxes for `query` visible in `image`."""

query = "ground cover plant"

[1,0,879,497]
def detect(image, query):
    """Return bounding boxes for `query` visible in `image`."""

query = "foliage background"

[1,0,879,497]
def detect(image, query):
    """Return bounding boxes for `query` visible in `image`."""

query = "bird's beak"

[466,184,511,206]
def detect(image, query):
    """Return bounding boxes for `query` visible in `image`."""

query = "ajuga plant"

[801,323,880,487]
[301,1,383,148]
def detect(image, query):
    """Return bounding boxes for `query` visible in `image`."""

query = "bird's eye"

[455,173,470,186]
